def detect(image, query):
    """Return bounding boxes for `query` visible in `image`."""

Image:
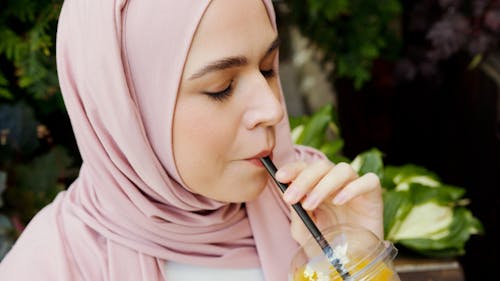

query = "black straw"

[260,156,351,280]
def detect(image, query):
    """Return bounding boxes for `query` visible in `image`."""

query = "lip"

[245,149,273,167]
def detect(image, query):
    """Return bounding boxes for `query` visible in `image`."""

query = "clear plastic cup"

[289,224,401,281]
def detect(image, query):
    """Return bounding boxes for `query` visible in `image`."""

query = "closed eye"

[203,80,233,102]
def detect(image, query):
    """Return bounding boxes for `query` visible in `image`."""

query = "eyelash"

[205,68,276,102]
[204,81,234,102]
[261,68,276,78]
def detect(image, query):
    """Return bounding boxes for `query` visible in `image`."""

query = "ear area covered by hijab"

[0,0,326,280]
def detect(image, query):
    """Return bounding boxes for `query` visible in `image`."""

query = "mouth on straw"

[259,156,352,280]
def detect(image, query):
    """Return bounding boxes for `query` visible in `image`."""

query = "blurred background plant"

[280,0,499,279]
[284,0,500,89]
[0,0,79,259]
[284,0,403,89]
[291,105,483,258]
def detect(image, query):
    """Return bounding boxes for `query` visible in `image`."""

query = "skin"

[173,0,384,242]
[174,0,282,203]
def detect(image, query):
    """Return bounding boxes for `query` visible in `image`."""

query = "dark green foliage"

[0,0,63,106]
[285,0,402,88]
[0,0,76,261]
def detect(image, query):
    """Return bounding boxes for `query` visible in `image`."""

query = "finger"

[314,203,340,228]
[275,161,308,183]
[290,203,340,246]
[282,160,332,204]
[332,172,381,205]
[302,162,358,210]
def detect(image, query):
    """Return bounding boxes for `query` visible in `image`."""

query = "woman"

[0,0,383,280]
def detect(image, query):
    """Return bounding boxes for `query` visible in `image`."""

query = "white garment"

[163,261,266,281]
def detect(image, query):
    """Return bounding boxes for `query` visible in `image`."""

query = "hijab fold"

[0,0,326,280]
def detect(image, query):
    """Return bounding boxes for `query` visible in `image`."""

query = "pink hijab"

[0,0,324,280]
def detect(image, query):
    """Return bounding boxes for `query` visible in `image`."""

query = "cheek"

[174,103,233,157]
[172,94,269,202]
[172,99,238,188]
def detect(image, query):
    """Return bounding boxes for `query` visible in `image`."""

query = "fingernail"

[283,188,298,203]
[275,170,286,180]
[332,192,347,205]
[302,194,319,210]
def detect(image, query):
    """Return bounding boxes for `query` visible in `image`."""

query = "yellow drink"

[292,259,398,281]
[289,225,401,281]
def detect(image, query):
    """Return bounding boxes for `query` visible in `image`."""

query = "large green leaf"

[382,164,440,190]
[383,190,412,240]
[409,183,465,205]
[389,201,453,241]
[397,208,483,257]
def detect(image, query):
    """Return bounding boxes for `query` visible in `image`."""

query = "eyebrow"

[189,36,280,80]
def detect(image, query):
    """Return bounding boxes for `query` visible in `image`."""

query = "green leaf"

[289,115,309,131]
[350,148,384,178]
[295,104,333,147]
[324,0,350,20]
[290,124,304,144]
[438,184,467,201]
[382,164,440,190]
[389,201,454,241]
[18,75,33,88]
[383,190,412,240]
[0,73,8,87]
[319,138,344,160]
[329,154,351,164]
[396,208,483,257]
[409,184,464,205]
[467,53,483,70]
[385,164,439,181]
[289,104,348,163]
[387,202,484,258]
[0,89,14,100]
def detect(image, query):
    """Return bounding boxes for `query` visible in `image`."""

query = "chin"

[241,177,268,202]
[210,166,269,203]
[221,176,268,203]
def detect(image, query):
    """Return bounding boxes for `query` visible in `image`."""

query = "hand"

[275,160,384,245]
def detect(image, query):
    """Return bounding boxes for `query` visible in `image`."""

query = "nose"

[243,74,285,129]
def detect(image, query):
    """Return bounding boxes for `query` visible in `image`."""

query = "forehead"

[184,0,276,70]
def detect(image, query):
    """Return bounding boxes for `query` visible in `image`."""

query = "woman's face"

[173,0,283,202]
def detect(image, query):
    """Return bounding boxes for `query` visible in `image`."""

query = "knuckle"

[317,159,333,169]
[283,161,300,170]
[335,162,355,175]
[294,161,308,171]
